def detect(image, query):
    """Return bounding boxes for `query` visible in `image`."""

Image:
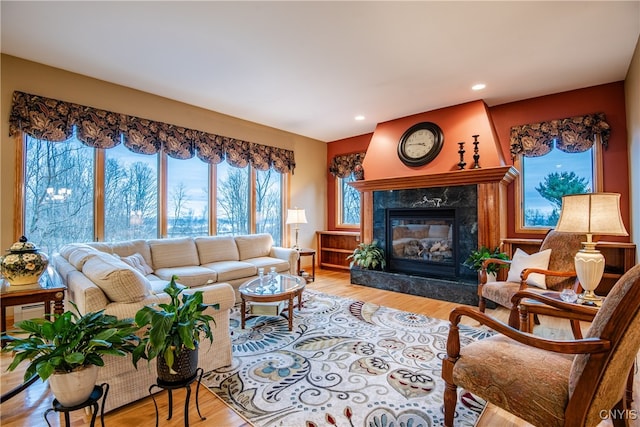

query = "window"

[256,168,283,245]
[337,173,360,226]
[519,141,596,228]
[104,143,158,241]
[24,135,94,254]
[215,161,250,236]
[167,155,209,237]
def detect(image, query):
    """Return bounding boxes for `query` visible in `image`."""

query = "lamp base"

[581,289,602,302]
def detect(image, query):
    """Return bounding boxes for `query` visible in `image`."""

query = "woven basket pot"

[157,347,198,384]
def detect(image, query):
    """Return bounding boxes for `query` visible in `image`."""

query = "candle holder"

[457,142,466,170]
[471,135,481,169]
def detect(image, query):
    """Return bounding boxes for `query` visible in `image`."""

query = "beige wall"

[0,54,327,251]
[625,36,640,262]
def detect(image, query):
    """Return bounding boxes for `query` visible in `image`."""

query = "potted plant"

[1,302,140,406]
[132,275,219,384]
[463,246,509,281]
[347,240,386,270]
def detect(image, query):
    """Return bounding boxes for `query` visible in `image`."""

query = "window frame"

[514,136,604,234]
[335,174,361,228]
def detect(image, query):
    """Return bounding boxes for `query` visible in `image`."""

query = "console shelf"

[317,231,361,271]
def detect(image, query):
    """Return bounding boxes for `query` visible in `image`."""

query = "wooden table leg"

[288,295,294,331]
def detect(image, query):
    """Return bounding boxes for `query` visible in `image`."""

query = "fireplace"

[349,166,518,304]
[386,208,457,279]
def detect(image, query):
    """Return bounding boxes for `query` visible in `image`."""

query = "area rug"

[204,289,492,427]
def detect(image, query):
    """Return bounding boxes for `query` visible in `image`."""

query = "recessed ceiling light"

[354,115,365,121]
[472,83,486,91]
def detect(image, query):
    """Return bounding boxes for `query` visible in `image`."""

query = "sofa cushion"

[148,237,199,269]
[506,248,552,289]
[153,266,217,288]
[59,243,95,259]
[195,236,240,264]
[243,256,290,274]
[82,253,151,303]
[235,234,273,260]
[120,253,154,275]
[109,240,152,268]
[68,246,100,270]
[201,261,256,282]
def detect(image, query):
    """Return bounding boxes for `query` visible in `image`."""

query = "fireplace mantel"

[350,166,519,249]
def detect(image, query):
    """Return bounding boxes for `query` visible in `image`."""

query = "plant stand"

[149,367,205,427]
[43,383,109,427]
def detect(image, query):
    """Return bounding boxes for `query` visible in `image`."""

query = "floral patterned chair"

[442,262,640,427]
[478,230,585,327]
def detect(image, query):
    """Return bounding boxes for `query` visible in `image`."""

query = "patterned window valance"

[329,152,366,178]
[509,112,610,158]
[8,91,295,174]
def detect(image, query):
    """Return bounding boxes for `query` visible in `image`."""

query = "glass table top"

[239,273,304,297]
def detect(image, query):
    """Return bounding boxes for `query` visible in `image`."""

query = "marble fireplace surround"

[349,166,518,304]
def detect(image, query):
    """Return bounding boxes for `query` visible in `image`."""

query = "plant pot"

[48,364,98,407]
[486,272,497,282]
[157,347,198,384]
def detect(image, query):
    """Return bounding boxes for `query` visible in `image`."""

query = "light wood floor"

[0,269,636,426]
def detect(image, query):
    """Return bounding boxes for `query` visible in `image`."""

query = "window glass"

[216,162,250,235]
[256,169,283,245]
[24,135,94,253]
[338,173,360,226]
[521,142,593,228]
[167,156,209,237]
[104,144,158,241]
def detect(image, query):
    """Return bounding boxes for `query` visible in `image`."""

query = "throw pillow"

[120,253,154,275]
[506,248,552,288]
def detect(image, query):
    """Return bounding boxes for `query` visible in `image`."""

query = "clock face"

[397,122,444,166]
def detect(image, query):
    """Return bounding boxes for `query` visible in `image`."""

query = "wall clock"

[397,122,444,167]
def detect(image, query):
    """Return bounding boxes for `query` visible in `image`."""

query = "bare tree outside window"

[216,162,249,235]
[256,169,283,245]
[25,136,94,254]
[104,144,158,241]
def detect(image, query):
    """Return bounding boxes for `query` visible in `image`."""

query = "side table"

[43,383,109,427]
[149,368,205,427]
[297,248,316,282]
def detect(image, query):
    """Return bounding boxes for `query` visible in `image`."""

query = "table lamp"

[286,208,307,250]
[555,193,628,302]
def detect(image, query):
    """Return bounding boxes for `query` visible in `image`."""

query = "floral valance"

[329,152,365,178]
[509,112,610,158]
[8,91,295,174]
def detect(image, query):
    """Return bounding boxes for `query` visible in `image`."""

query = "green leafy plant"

[347,240,386,270]
[463,246,509,275]
[1,302,140,382]
[132,275,219,373]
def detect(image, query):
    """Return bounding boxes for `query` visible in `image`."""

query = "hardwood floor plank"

[1,269,636,426]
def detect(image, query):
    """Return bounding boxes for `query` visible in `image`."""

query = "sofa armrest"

[104,282,235,320]
[65,270,110,314]
[270,246,299,274]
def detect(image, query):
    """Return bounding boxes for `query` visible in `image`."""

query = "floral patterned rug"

[204,289,491,427]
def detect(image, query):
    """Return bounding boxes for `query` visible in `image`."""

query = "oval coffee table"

[239,273,305,331]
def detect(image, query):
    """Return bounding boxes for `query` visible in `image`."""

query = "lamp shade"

[286,208,307,225]
[555,193,628,236]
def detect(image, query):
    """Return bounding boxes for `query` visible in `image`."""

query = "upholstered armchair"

[478,230,585,327]
[443,262,640,427]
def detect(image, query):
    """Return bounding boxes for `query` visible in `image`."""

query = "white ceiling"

[2,1,639,142]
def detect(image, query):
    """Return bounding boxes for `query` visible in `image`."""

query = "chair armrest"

[447,305,609,356]
[480,258,511,283]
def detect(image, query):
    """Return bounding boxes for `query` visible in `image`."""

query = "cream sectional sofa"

[52,233,297,411]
